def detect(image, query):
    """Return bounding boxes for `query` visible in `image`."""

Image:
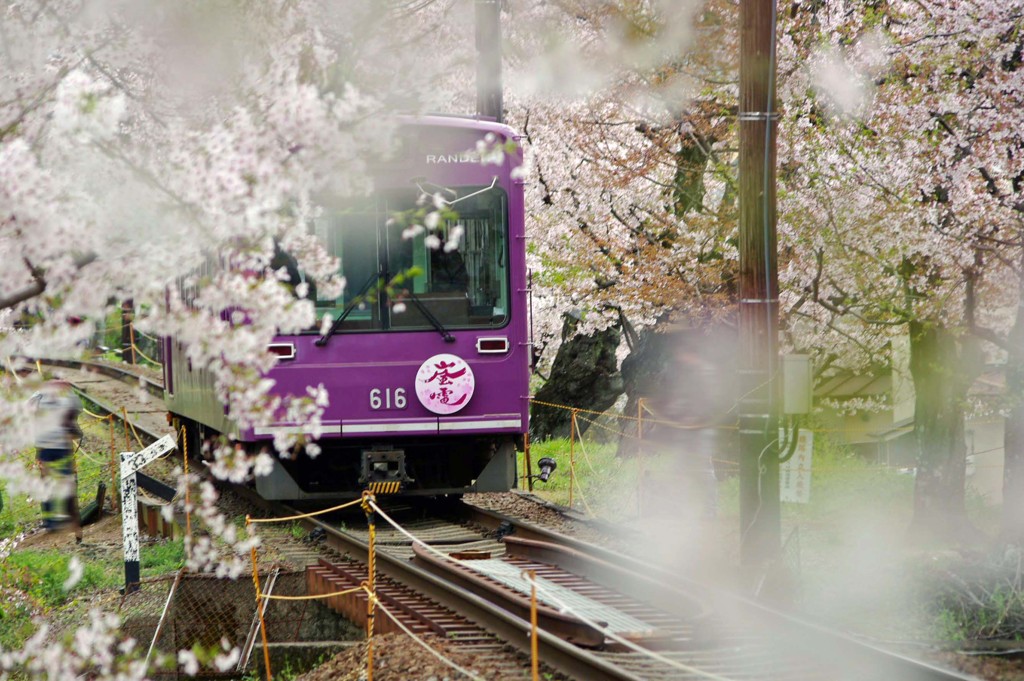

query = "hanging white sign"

[780,428,813,504]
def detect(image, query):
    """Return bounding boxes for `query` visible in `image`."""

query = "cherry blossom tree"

[777,0,1024,542]
[504,0,736,349]
[0,0,474,676]
[2,0,1021,674]
[507,0,1022,545]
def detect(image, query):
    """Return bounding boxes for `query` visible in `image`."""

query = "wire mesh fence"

[120,569,353,679]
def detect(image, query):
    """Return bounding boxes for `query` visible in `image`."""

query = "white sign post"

[780,429,813,504]
[120,434,176,593]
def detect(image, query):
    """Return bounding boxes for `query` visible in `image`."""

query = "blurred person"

[30,379,83,539]
[675,348,720,519]
[430,246,468,293]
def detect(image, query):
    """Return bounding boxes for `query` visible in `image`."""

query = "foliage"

[917,547,1024,641]
[782,431,915,523]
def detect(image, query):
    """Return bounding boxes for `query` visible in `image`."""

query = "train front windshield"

[312,185,510,332]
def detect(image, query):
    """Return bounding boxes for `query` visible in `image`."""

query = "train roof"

[398,113,520,140]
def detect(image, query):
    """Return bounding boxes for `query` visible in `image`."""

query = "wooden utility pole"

[121,299,135,365]
[738,0,781,576]
[475,0,503,123]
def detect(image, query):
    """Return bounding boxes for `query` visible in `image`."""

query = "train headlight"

[267,343,296,360]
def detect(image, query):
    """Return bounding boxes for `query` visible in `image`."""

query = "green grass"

[780,433,915,523]
[0,415,125,536]
[142,538,185,576]
[0,412,185,652]
[0,548,119,650]
[520,435,721,519]
[5,549,117,608]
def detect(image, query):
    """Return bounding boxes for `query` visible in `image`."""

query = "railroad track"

[34,356,983,681]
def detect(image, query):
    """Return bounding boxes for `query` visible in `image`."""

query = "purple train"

[164,116,528,499]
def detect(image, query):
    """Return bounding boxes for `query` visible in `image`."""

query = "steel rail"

[233,486,645,681]
[31,357,164,398]
[44,357,982,681]
[462,505,981,681]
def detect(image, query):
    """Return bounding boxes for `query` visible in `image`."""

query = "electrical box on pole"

[783,354,813,415]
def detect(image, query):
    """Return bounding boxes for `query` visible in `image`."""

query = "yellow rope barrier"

[260,586,366,601]
[573,411,643,441]
[371,598,487,681]
[130,342,163,368]
[529,398,627,420]
[82,407,114,421]
[530,397,730,431]
[75,446,109,467]
[246,496,364,524]
[561,410,596,516]
[122,407,147,451]
[132,326,161,343]
[6,356,23,384]
[574,422,597,474]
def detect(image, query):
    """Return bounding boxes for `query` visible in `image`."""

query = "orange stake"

[524,431,533,492]
[181,425,192,556]
[527,569,539,681]
[569,410,577,509]
[362,493,377,681]
[108,417,118,513]
[247,516,272,681]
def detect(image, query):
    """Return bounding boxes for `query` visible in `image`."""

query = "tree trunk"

[617,322,737,478]
[1000,270,1024,543]
[907,321,983,544]
[530,313,623,440]
[1003,355,1024,544]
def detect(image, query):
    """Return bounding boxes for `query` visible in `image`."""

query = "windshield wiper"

[315,273,379,347]
[406,292,455,343]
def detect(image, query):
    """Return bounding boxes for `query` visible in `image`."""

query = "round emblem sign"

[415,353,475,415]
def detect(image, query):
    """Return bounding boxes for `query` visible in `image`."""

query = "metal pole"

[738,0,781,574]
[475,0,503,122]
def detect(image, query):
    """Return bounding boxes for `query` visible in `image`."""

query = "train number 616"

[369,388,407,410]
